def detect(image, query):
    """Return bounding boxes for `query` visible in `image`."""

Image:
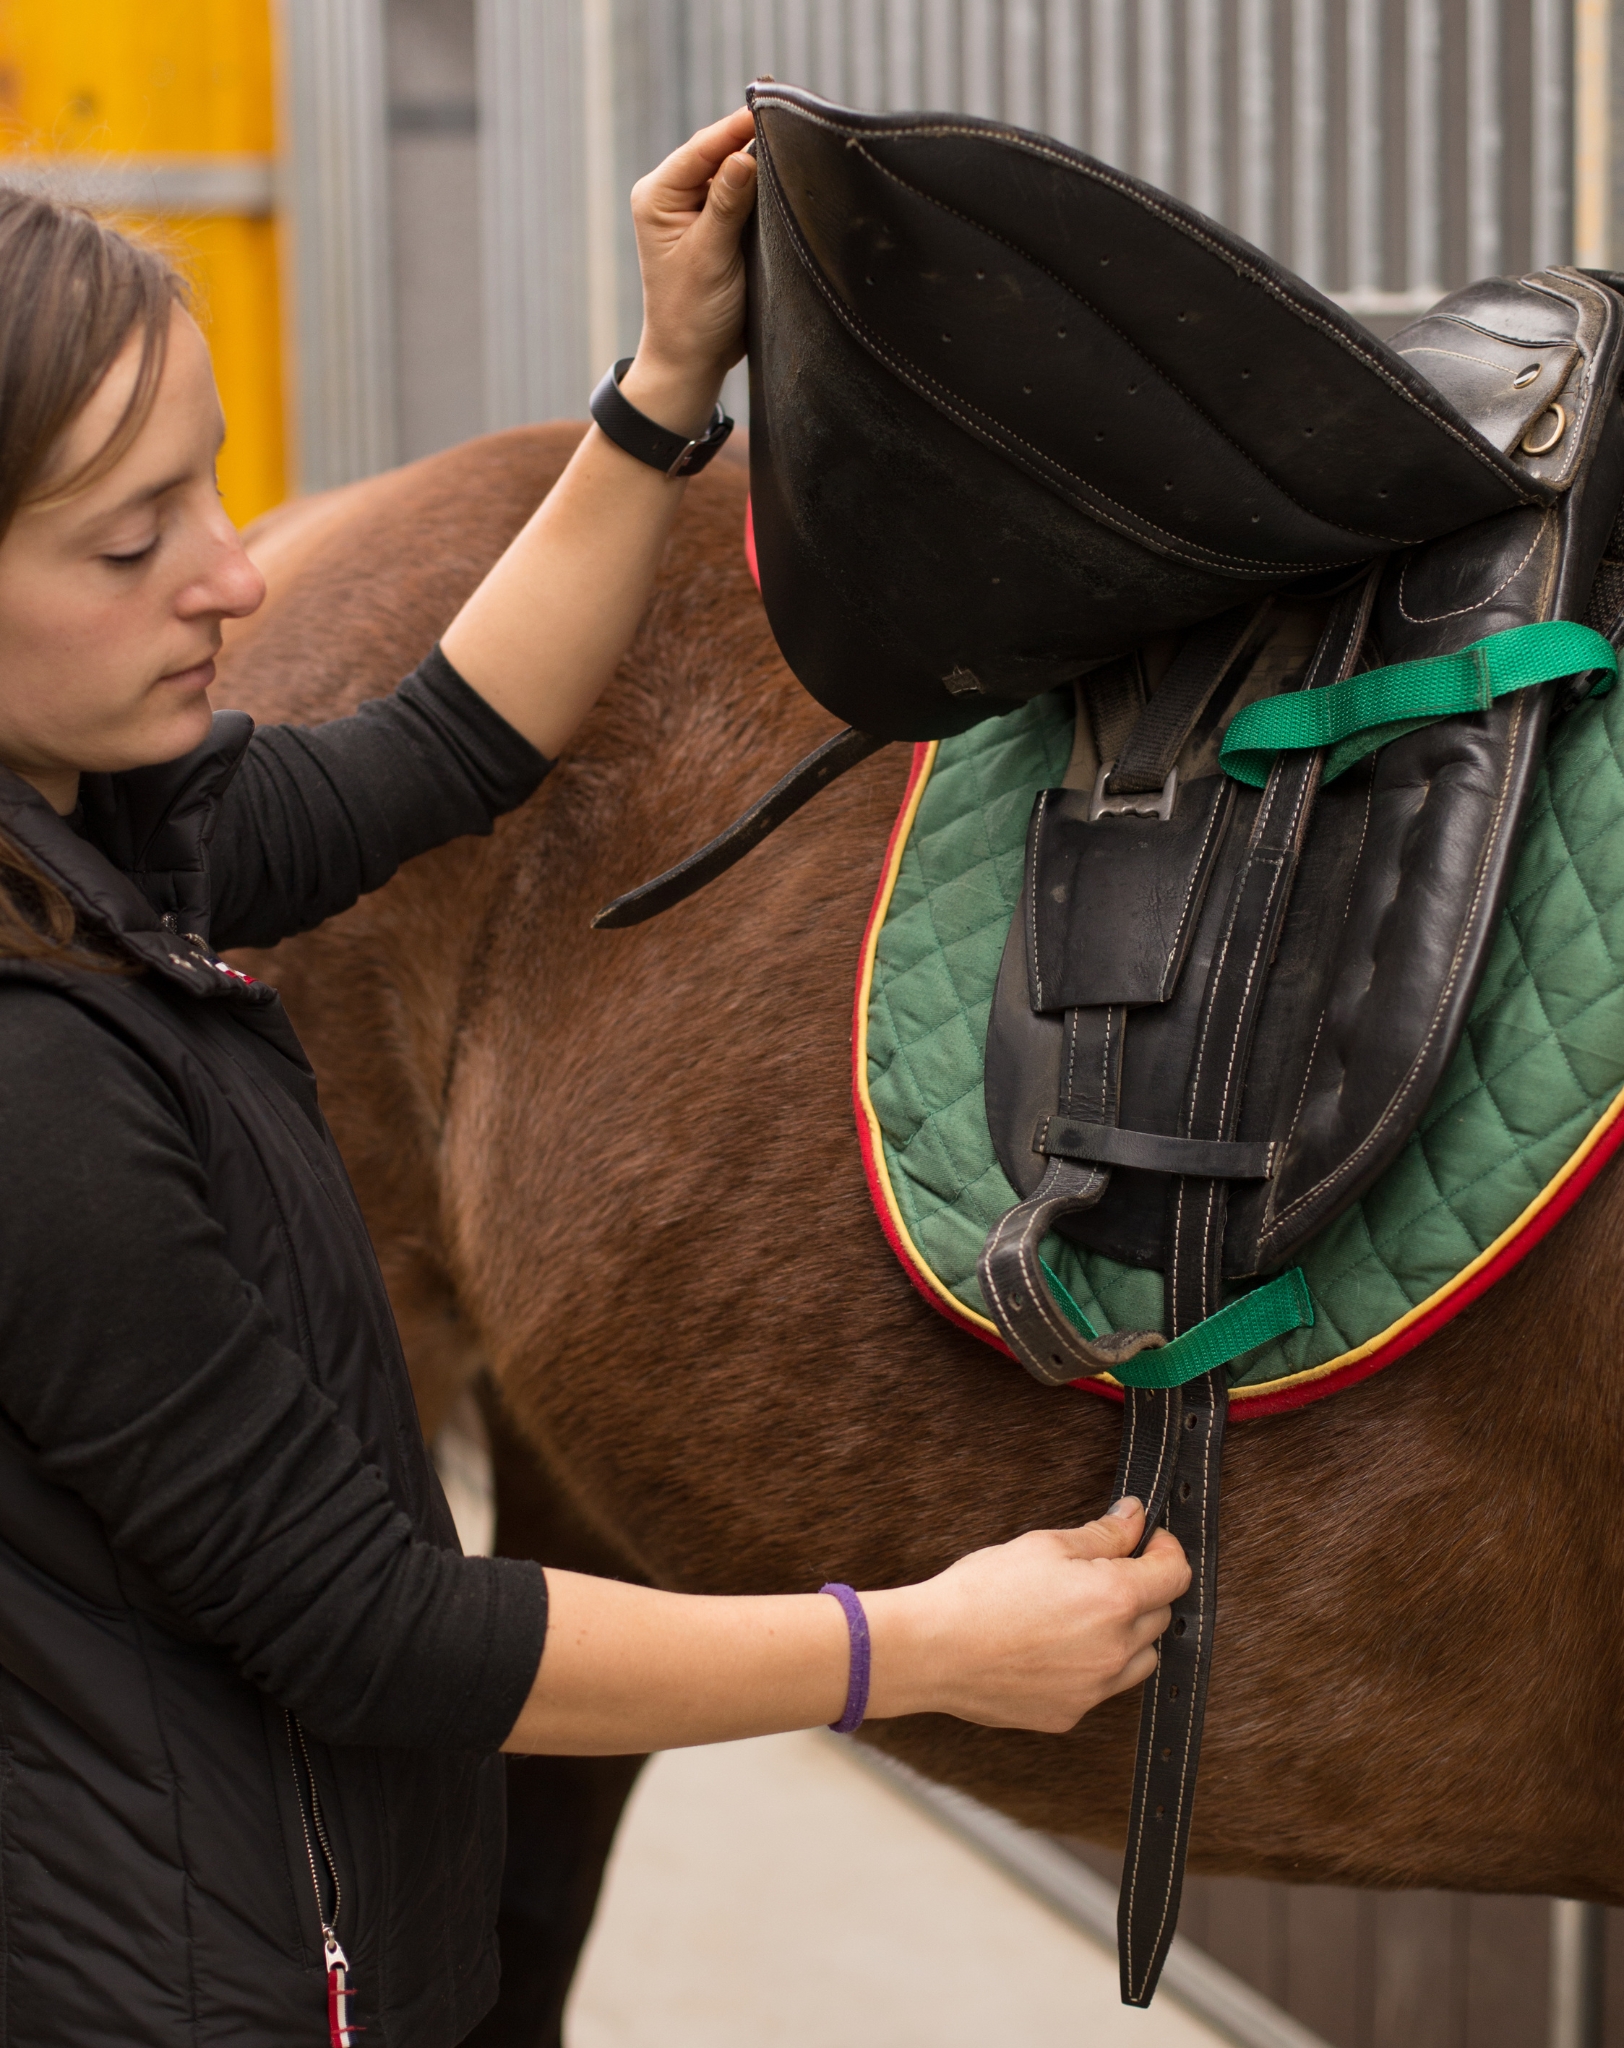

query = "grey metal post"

[1467,0,1504,279]
[477,0,592,430]
[1549,1899,1605,2048]
[1291,0,1329,287]
[275,0,396,490]
[1407,0,1442,298]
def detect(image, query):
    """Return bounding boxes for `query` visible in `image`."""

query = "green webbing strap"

[1039,1259,1315,1389]
[1220,620,1618,789]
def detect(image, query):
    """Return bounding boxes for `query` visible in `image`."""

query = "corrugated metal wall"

[670,0,1571,309]
[284,2,1619,472]
[465,0,1601,439]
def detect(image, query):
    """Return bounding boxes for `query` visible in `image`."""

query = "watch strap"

[589,357,734,477]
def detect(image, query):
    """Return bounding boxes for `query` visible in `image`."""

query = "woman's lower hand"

[862,1499,1191,1732]
[620,108,758,438]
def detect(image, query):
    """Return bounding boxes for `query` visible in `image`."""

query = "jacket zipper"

[285,1710,363,2046]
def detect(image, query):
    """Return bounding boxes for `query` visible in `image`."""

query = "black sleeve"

[210,647,550,951]
[0,989,547,1751]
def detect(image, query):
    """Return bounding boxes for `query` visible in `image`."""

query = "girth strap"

[1106,605,1265,795]
[593,726,888,929]
[1113,570,1377,2009]
[1114,1369,1228,2006]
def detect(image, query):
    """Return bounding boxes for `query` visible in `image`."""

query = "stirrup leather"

[977,1156,1164,1384]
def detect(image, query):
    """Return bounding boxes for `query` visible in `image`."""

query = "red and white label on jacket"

[325,1939,363,2047]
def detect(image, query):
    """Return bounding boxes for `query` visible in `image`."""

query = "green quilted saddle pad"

[857,681,1624,1409]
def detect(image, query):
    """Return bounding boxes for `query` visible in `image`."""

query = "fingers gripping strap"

[1220,619,1618,788]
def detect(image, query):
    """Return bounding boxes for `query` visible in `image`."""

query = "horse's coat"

[220,424,1624,1903]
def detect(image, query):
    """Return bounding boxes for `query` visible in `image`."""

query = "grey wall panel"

[387,0,483,462]
[478,0,592,428]
[278,0,397,488]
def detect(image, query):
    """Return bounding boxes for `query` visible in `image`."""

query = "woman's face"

[0,305,266,813]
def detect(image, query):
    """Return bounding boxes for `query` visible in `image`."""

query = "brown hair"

[0,187,187,967]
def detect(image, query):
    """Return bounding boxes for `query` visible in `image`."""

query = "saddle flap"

[1026,777,1234,1010]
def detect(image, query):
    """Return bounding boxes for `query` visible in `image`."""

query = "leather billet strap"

[1106,605,1268,796]
[1114,575,1377,2010]
[1114,1368,1228,2007]
[593,726,888,928]
[978,1154,1166,1381]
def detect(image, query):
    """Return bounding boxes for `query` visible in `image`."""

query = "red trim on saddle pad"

[851,742,1624,1418]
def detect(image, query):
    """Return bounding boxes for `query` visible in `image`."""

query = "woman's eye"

[103,539,157,566]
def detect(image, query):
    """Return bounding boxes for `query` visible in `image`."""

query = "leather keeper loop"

[1035,1116,1277,1180]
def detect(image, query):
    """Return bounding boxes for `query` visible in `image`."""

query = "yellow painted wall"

[0,1,284,525]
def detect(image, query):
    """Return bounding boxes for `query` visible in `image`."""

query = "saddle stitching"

[1213,848,1294,1140]
[1278,771,1377,1166]
[1399,343,1566,374]
[756,140,1410,574]
[1134,1387,1219,1998]
[842,138,1441,554]
[1119,1389,1178,1985]
[1161,780,1232,987]
[1259,692,1528,1246]
[753,95,1549,505]
[1099,1006,1115,1119]
[1396,513,1550,625]
[1182,768,1282,1124]
[1029,789,1049,1010]
[1212,763,1316,1141]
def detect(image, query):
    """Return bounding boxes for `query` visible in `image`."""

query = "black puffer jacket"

[0,654,551,2047]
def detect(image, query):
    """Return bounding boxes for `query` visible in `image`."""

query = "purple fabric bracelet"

[819,1582,871,1734]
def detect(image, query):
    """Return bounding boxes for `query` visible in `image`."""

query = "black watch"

[589,358,734,477]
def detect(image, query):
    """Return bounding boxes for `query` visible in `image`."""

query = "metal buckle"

[665,434,708,478]
[1087,760,1178,822]
[665,406,728,477]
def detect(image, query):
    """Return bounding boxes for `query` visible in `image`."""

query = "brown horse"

[217,423,1622,1992]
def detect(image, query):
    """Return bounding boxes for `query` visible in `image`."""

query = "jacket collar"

[0,711,264,996]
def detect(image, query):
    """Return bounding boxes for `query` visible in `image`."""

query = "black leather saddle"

[596,82,1624,2011]
[743,83,1562,740]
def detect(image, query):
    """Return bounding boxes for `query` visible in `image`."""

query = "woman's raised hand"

[438,110,757,759]
[620,109,758,435]
[863,1499,1192,1732]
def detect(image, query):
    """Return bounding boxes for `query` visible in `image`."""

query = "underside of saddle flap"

[744,82,1548,740]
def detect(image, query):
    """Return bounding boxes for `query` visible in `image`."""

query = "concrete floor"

[566,1730,1229,2048]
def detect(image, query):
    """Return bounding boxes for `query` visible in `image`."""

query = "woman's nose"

[182,527,267,622]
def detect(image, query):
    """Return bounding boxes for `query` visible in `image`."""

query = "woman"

[0,109,1187,2047]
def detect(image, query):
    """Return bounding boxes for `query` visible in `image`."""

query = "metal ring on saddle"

[1521,403,1567,456]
